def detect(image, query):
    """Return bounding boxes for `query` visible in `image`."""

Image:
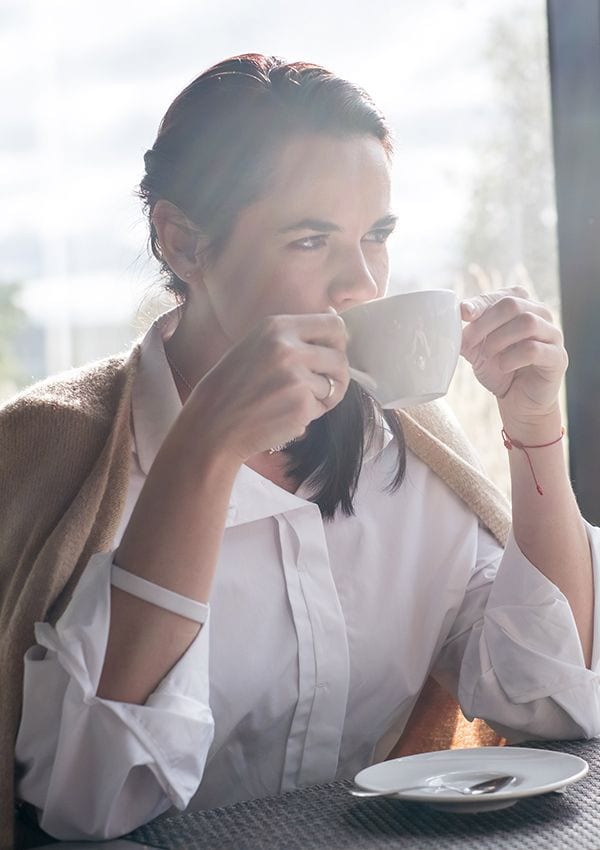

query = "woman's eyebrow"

[278,213,398,234]
[372,214,398,229]
[278,218,341,234]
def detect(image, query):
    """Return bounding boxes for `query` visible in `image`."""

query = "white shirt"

[15,309,600,841]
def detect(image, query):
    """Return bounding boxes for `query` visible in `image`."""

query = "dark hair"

[139,53,406,518]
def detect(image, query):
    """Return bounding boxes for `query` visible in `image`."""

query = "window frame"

[547,0,600,524]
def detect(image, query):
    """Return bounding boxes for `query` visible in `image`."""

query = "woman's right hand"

[183,312,350,463]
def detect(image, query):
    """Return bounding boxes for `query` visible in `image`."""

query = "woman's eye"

[290,234,328,251]
[363,228,394,244]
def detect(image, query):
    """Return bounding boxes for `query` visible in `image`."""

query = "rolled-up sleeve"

[15,552,215,841]
[434,522,600,742]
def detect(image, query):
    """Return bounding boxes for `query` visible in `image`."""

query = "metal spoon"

[350,773,516,799]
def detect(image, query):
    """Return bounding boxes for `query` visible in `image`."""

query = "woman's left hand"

[460,286,568,428]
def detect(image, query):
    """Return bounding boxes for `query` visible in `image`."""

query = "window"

[1,0,561,498]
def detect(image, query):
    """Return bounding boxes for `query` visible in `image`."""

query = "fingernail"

[463,300,483,319]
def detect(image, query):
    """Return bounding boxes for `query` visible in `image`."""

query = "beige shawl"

[0,346,510,848]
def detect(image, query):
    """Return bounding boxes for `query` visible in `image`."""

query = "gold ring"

[322,374,335,401]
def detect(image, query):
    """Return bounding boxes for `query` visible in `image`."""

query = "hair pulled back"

[139,53,405,517]
[139,53,392,297]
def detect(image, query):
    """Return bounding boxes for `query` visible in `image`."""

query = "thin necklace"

[166,352,194,393]
[268,440,296,455]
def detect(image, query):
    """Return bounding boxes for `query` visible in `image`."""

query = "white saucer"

[354,747,588,812]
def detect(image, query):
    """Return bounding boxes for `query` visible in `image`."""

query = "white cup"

[342,289,461,408]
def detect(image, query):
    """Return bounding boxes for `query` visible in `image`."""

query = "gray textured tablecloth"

[128,740,600,850]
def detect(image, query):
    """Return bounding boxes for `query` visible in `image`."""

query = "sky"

[1,0,544,334]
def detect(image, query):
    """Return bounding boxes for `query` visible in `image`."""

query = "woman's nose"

[329,252,382,310]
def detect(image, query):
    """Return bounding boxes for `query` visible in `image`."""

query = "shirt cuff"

[35,551,211,703]
[111,563,209,624]
[480,524,600,703]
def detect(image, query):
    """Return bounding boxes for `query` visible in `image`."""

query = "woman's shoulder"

[0,349,142,572]
[0,346,141,462]
[397,400,511,547]
[1,346,141,425]
[398,399,483,469]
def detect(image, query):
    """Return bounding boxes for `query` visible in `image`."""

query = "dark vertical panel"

[547,0,600,523]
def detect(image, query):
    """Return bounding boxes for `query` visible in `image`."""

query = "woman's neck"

[164,293,232,392]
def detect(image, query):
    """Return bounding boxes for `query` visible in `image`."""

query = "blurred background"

[0,0,560,495]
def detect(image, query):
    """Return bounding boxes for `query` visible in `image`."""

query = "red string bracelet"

[501,426,566,496]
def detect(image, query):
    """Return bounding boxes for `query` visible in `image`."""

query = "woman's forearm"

[97,403,241,705]
[503,408,594,667]
[460,288,594,668]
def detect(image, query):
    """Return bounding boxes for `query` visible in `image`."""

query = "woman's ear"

[151,200,207,282]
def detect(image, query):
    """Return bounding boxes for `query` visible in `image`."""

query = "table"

[126,739,600,850]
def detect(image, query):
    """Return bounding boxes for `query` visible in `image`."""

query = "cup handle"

[348,366,378,395]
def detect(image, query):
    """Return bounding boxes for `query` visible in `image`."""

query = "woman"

[2,54,599,843]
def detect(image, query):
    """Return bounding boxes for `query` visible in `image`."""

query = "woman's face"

[197,133,395,344]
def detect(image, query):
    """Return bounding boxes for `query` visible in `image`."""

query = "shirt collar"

[131,306,183,479]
